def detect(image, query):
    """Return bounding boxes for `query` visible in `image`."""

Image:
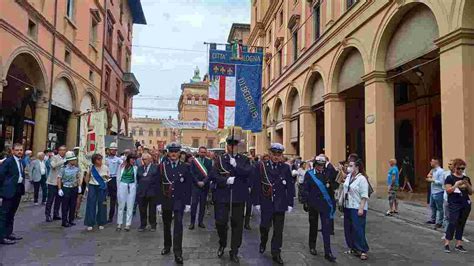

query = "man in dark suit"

[0,143,25,245]
[136,153,160,232]
[157,142,192,264]
[212,135,253,263]
[189,146,213,230]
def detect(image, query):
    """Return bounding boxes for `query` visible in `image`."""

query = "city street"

[1,200,472,265]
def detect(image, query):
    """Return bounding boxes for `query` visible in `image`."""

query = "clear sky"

[131,0,251,119]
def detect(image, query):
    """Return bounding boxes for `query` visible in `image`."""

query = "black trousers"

[107,177,117,221]
[0,189,22,239]
[260,212,285,255]
[61,187,78,225]
[244,199,252,226]
[215,202,245,255]
[162,209,184,256]
[33,175,48,204]
[45,184,61,218]
[308,206,332,254]
[138,196,157,228]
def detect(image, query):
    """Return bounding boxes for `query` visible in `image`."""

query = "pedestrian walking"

[116,154,138,232]
[57,151,82,227]
[400,156,414,192]
[253,143,295,264]
[45,145,66,222]
[157,142,192,265]
[212,135,252,263]
[23,150,33,202]
[443,158,472,253]
[442,160,454,237]
[136,153,160,232]
[0,143,25,245]
[84,153,110,231]
[296,161,307,203]
[341,159,370,261]
[301,155,337,262]
[29,152,48,205]
[386,159,399,216]
[105,142,122,223]
[189,146,213,230]
[426,158,445,229]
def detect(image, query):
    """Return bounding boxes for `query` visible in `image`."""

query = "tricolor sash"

[91,166,107,190]
[308,170,335,219]
[192,157,208,177]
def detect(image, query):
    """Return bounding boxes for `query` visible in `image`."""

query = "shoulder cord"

[260,162,273,198]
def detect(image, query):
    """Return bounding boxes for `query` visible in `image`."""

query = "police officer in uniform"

[213,135,252,263]
[253,143,294,264]
[301,156,338,262]
[105,142,122,223]
[157,142,192,264]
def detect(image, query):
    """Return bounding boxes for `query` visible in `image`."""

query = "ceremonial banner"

[79,109,107,168]
[207,43,263,132]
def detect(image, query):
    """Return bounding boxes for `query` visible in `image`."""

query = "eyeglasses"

[457,167,466,171]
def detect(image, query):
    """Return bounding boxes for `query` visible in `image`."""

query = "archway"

[120,118,126,136]
[1,52,46,150]
[110,113,119,135]
[50,77,75,148]
[286,88,300,156]
[378,3,441,191]
[305,71,325,154]
[273,98,283,145]
[263,106,271,150]
[336,47,366,160]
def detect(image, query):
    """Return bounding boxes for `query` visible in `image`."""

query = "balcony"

[123,72,140,95]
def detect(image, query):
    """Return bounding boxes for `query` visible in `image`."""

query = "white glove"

[184,205,191,213]
[229,157,237,167]
[78,186,82,194]
[255,205,261,212]
[226,176,235,185]
[157,205,162,213]
[287,206,293,213]
[58,189,64,197]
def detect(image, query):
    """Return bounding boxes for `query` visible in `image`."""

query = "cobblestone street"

[1,200,473,265]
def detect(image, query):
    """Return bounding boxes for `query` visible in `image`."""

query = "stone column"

[436,29,474,175]
[362,71,395,186]
[282,115,296,155]
[323,93,345,164]
[66,113,79,149]
[299,106,316,161]
[33,101,49,154]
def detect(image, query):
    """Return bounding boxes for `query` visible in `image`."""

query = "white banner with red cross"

[207,75,236,130]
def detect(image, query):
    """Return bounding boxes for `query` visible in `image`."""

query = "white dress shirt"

[14,156,24,184]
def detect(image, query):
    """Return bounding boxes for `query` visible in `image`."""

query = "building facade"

[177,67,218,149]
[0,0,145,154]
[128,117,177,149]
[249,0,474,189]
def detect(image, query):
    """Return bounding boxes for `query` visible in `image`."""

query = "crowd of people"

[0,137,470,264]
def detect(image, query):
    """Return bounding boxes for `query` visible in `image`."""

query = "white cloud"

[175,12,205,28]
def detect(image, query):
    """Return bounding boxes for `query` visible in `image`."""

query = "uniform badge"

[282,180,287,185]
[326,183,330,188]
[180,177,184,183]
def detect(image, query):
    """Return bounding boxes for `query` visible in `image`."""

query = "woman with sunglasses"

[342,159,370,260]
[443,158,472,253]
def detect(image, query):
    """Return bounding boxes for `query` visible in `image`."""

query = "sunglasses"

[457,167,466,171]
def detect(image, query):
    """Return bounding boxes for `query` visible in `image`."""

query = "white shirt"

[39,160,46,175]
[14,156,23,184]
[343,173,369,211]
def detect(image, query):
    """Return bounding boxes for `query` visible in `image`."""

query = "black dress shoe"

[229,252,239,263]
[107,219,113,224]
[62,223,70,228]
[244,224,251,230]
[310,248,317,256]
[175,255,184,264]
[138,226,146,232]
[325,253,336,262]
[198,223,206,229]
[272,254,284,264]
[46,216,53,222]
[69,222,76,226]
[259,243,266,254]
[7,234,22,241]
[53,216,61,221]
[0,238,16,245]
[161,247,171,255]
[189,224,195,230]
[217,246,225,258]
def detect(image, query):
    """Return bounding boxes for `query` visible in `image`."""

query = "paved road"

[1,199,473,265]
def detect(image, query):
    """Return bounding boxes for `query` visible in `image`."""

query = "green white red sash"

[192,157,208,177]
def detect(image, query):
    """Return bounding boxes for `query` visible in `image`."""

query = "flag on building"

[207,44,263,132]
